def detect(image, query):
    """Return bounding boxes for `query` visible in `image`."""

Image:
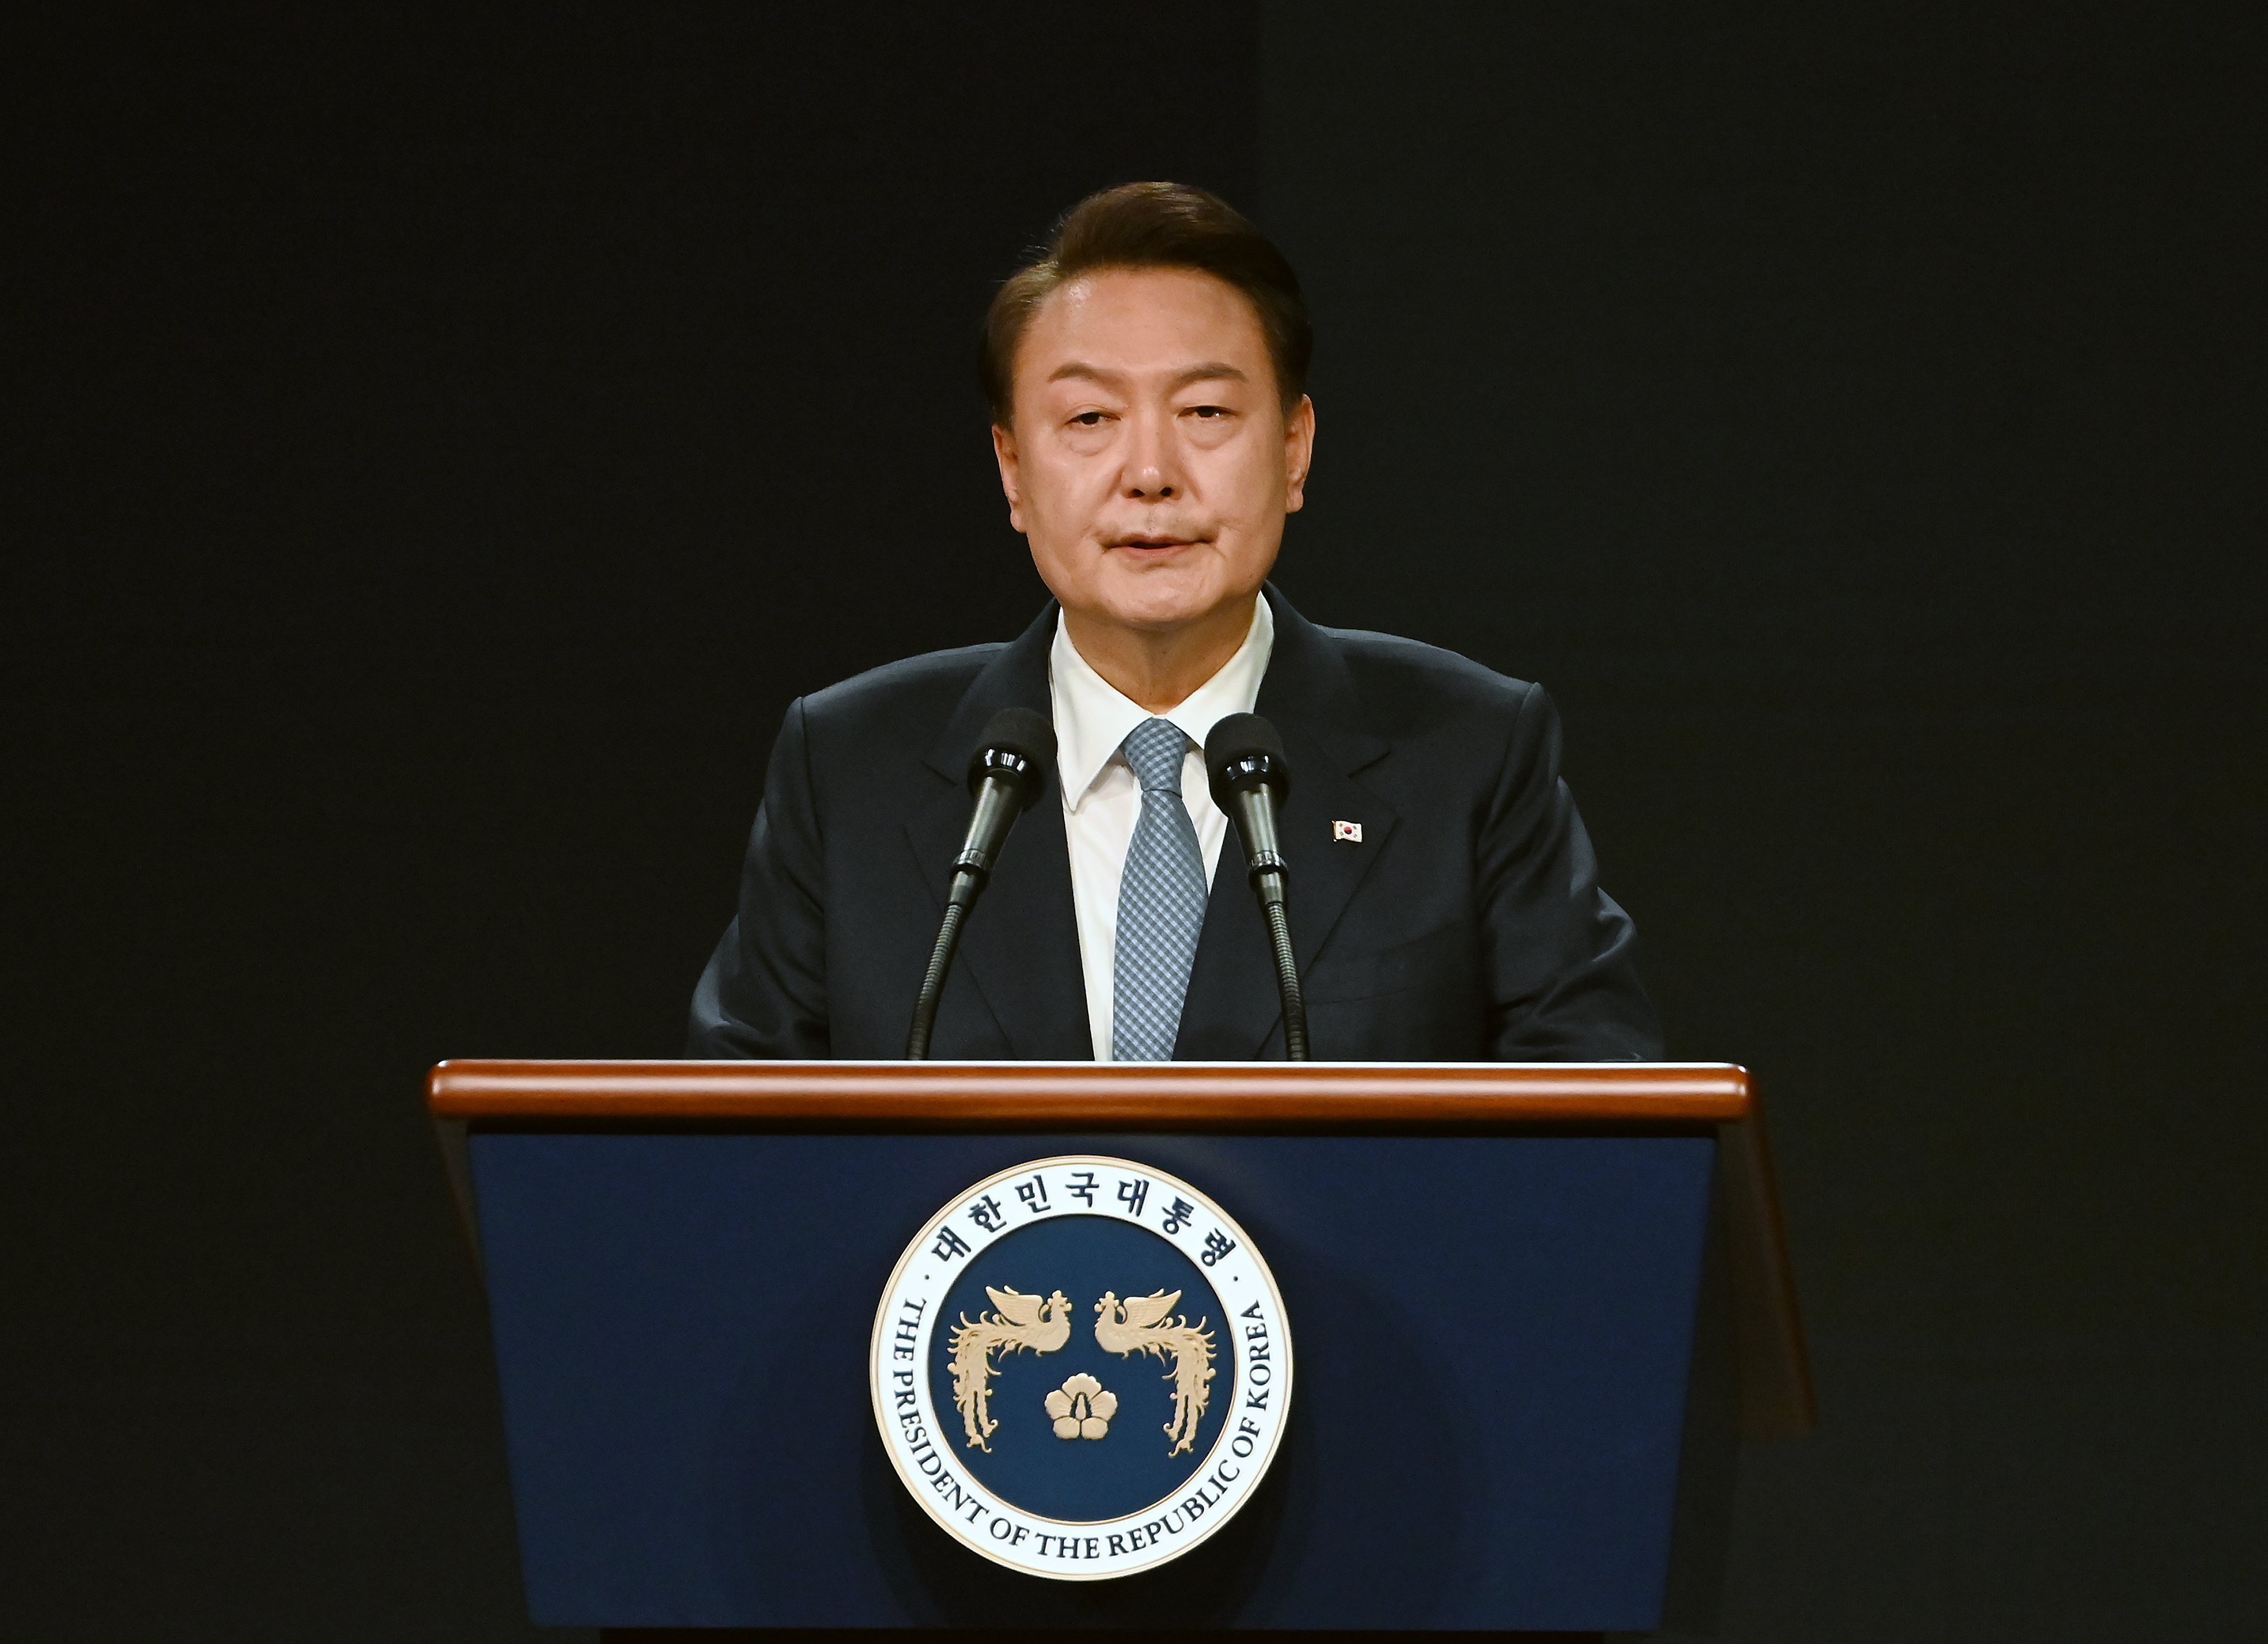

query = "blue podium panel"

[470,1131,1717,1632]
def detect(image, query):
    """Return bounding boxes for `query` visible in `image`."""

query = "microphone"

[907,707,1056,1059]
[1205,713,1309,1061]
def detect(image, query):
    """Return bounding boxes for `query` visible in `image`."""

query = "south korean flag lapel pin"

[1331,819,1363,844]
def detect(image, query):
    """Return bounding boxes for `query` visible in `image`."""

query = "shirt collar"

[1048,595,1276,813]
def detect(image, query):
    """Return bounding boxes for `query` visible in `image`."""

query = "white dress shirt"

[1048,596,1275,1061]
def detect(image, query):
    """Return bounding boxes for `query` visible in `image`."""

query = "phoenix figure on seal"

[1095,1290,1216,1455]
[947,1286,1072,1451]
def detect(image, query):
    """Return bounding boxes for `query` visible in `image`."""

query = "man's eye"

[1070,411,1109,428]
[1187,404,1231,419]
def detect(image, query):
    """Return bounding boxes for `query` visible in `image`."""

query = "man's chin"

[1087,576,1253,636]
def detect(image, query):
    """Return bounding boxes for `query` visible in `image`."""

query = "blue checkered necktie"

[1112,717,1209,1061]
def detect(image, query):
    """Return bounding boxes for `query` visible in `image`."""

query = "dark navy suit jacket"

[688,587,1661,1061]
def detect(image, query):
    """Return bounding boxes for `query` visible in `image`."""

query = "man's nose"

[1122,408,1182,499]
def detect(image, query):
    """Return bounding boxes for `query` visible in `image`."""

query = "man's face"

[993,266,1313,640]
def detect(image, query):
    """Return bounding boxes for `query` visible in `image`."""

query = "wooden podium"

[430,1060,1811,1636]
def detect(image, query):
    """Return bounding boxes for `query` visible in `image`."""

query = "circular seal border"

[869,1154,1293,1580]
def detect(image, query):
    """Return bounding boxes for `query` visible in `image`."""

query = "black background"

[5,5,2261,1638]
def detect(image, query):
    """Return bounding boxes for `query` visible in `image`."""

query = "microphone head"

[966,706,1057,809]
[1205,712,1291,813]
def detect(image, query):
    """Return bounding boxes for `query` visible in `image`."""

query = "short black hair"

[980,181,1311,426]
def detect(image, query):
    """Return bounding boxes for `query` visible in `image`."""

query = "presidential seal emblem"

[870,1155,1291,1580]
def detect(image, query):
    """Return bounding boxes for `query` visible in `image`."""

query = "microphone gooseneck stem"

[1232,786,1308,1061]
[1254,868,1309,1061]
[910,707,1057,1060]
[907,867,982,1059]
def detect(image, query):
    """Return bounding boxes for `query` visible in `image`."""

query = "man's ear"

[1283,395,1315,515]
[991,421,1026,535]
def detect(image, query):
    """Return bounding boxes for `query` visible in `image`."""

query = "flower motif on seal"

[1045,1372,1118,1441]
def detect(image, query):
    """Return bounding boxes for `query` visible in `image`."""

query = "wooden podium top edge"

[426,1059,1753,1125]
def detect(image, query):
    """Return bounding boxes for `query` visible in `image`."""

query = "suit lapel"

[1174,849,1285,1059]
[1175,586,1400,1058]
[901,603,1093,1059]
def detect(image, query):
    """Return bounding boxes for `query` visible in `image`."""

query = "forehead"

[1017,266,1270,382]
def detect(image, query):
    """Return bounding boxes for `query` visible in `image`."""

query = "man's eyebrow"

[1169,362,1248,391]
[1043,362,1251,389]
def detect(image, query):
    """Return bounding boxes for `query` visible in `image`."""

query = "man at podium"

[689,182,1660,1065]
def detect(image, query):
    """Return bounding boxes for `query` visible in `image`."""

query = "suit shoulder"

[798,642,1004,734]
[1317,623,1542,720]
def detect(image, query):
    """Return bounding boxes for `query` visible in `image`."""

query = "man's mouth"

[1106,535,1204,553]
